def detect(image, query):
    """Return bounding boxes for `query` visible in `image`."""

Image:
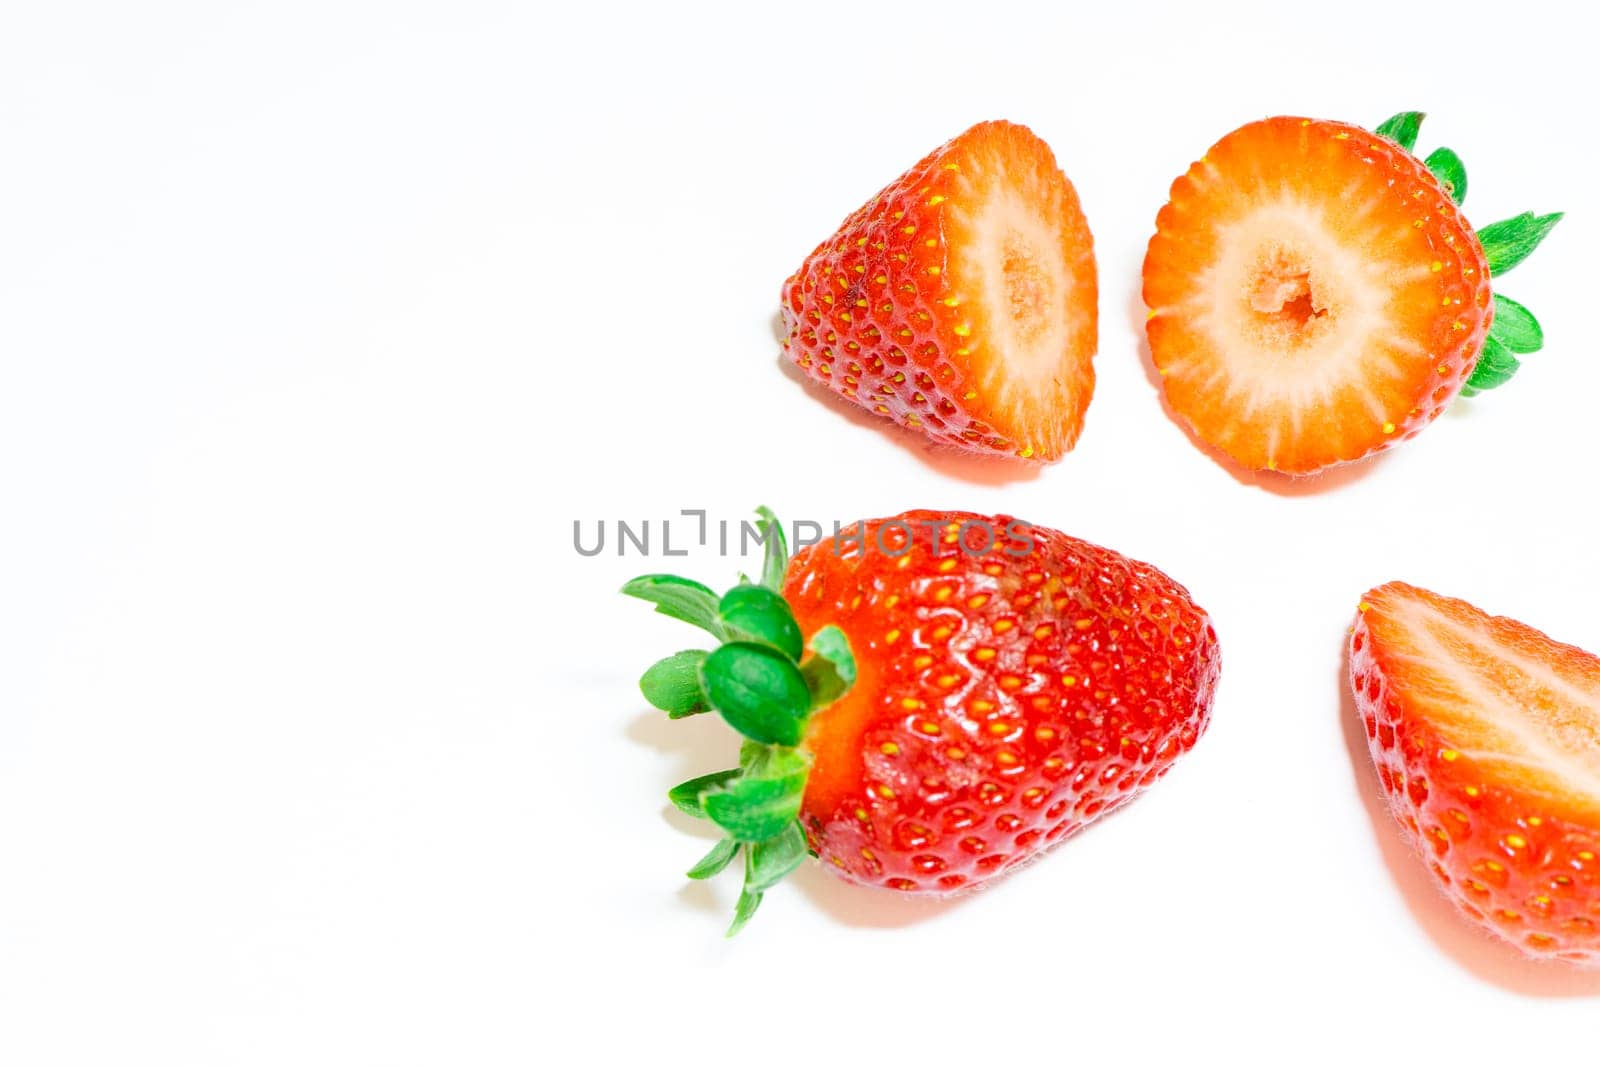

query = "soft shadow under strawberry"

[627,707,740,846]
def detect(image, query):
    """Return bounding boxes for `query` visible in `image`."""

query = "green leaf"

[700,643,811,746]
[1465,334,1521,392]
[1489,293,1544,354]
[1424,147,1467,204]
[621,575,724,639]
[736,743,808,781]
[1458,384,1481,398]
[1478,212,1563,275]
[667,768,741,818]
[745,821,808,892]
[702,749,808,841]
[717,585,803,661]
[738,739,767,773]
[640,650,710,717]
[799,625,856,709]
[726,887,763,938]
[754,506,788,593]
[686,837,739,880]
[1374,111,1424,152]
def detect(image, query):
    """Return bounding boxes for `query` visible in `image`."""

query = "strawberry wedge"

[1351,582,1600,965]
[783,120,1098,462]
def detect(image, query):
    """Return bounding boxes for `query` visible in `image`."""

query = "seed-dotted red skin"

[1144,117,1494,475]
[1351,583,1600,966]
[781,120,1097,462]
[782,512,1220,895]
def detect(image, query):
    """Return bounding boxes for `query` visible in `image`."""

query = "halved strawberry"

[1144,112,1560,475]
[782,120,1098,462]
[1351,582,1600,965]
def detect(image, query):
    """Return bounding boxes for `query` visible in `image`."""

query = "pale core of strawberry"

[1248,244,1333,347]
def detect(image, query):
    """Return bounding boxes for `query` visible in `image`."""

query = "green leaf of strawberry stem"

[726,887,763,938]
[745,821,808,892]
[737,739,768,773]
[1424,147,1467,204]
[717,585,804,661]
[1465,333,1521,392]
[742,743,809,783]
[686,837,740,880]
[628,509,827,936]
[702,752,808,842]
[755,506,788,592]
[640,650,710,718]
[700,643,812,746]
[1478,212,1563,276]
[621,575,725,640]
[668,768,741,818]
[799,625,857,709]
[1489,293,1543,354]
[1374,111,1424,153]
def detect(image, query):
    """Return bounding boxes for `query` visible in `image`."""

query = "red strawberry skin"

[781,121,1098,462]
[1351,583,1600,965]
[783,512,1219,893]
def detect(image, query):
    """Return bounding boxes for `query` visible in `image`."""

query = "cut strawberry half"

[783,120,1098,462]
[1144,113,1560,475]
[1351,582,1600,964]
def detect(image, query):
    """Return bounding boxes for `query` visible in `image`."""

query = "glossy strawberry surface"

[785,512,1219,893]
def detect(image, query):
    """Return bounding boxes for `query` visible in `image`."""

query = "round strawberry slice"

[624,508,1219,934]
[1144,112,1560,475]
[1351,582,1600,966]
[782,120,1098,462]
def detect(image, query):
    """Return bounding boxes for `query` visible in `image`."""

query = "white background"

[3,1,1597,1062]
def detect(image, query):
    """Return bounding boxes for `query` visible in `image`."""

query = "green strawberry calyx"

[1373,110,1563,395]
[622,507,856,936]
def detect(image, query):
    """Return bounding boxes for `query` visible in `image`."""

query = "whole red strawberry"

[782,120,1098,462]
[1351,582,1600,966]
[625,509,1220,933]
[1144,111,1560,475]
